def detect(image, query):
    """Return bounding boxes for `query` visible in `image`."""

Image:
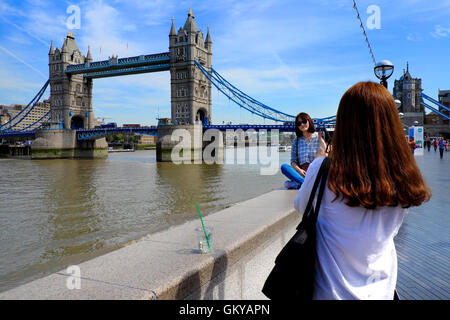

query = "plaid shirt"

[290,132,320,165]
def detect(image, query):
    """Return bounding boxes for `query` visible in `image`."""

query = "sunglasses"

[296,119,308,125]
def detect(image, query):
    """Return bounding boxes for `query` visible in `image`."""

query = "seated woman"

[281,112,326,188]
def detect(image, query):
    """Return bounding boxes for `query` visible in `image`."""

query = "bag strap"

[297,157,329,228]
[311,157,330,225]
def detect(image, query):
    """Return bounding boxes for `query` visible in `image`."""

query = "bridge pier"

[157,124,202,162]
[31,129,108,159]
[156,124,224,163]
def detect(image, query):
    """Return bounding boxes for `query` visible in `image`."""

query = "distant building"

[425,111,440,125]
[0,100,50,129]
[137,134,156,145]
[158,118,172,125]
[0,104,24,125]
[438,89,450,125]
[393,62,424,127]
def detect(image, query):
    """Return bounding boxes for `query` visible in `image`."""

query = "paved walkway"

[395,149,449,300]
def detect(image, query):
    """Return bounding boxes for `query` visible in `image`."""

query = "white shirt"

[294,156,407,300]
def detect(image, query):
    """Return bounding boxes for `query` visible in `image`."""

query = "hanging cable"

[0,80,49,130]
[194,60,336,126]
[352,0,376,66]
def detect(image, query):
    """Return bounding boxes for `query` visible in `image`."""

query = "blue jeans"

[281,164,305,184]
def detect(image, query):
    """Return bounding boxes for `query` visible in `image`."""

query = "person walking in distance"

[409,137,416,155]
[294,81,431,300]
[438,137,445,159]
[433,138,438,152]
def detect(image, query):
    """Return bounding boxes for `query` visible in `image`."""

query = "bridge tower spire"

[169,8,212,125]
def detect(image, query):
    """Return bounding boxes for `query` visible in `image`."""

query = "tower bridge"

[5,8,215,159]
[1,8,448,159]
[46,9,213,132]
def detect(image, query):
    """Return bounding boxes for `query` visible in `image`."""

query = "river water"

[0,148,290,293]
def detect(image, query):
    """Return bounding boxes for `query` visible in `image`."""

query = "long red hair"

[328,81,431,209]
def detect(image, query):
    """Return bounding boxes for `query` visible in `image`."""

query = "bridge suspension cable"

[422,93,450,113]
[20,110,51,131]
[420,101,450,121]
[0,80,50,131]
[195,60,292,123]
[210,66,296,121]
[195,60,336,126]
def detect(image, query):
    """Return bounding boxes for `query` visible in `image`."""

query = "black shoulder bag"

[262,157,330,300]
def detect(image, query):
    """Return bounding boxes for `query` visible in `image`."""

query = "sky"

[0,0,449,126]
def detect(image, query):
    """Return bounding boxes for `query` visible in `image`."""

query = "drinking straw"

[196,203,211,252]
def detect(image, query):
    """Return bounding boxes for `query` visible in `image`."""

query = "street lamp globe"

[374,60,394,89]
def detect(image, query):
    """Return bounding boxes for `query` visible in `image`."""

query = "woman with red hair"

[294,81,431,299]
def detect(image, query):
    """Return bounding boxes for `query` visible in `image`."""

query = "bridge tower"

[31,32,107,159]
[393,62,424,127]
[48,32,95,130]
[169,8,212,125]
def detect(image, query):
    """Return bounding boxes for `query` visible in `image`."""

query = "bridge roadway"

[65,52,171,79]
[0,123,337,141]
[75,123,336,140]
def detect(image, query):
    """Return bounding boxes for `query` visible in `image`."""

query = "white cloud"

[114,0,176,26]
[431,25,450,38]
[77,0,166,60]
[21,7,67,43]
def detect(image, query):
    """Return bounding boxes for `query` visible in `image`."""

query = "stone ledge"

[0,189,299,300]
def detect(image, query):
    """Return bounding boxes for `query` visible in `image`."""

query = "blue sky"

[0,0,449,126]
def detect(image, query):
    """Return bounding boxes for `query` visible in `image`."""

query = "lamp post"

[374,60,394,89]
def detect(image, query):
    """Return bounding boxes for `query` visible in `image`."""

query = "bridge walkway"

[395,150,449,300]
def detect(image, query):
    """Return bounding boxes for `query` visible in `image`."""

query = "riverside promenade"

[0,151,448,300]
[394,150,449,300]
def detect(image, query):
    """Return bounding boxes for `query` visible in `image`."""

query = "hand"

[299,169,306,177]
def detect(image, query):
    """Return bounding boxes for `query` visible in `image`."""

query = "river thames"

[0,147,448,297]
[0,147,288,293]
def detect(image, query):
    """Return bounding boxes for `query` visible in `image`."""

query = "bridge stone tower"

[393,62,424,127]
[169,9,212,125]
[31,32,107,159]
[48,32,95,129]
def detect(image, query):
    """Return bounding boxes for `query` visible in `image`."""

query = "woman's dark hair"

[295,112,315,138]
[328,81,431,209]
